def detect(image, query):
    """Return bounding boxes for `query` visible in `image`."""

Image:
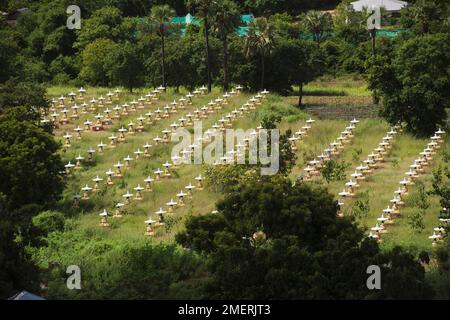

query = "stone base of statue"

[145,226,155,236]
[100,217,109,227]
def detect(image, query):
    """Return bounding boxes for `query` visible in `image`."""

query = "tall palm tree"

[245,17,276,90]
[211,0,241,92]
[302,10,333,48]
[188,0,214,93]
[150,4,175,88]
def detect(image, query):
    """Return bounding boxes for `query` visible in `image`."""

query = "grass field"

[48,79,448,255]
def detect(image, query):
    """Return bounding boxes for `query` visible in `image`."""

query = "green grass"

[49,81,448,254]
[303,82,371,97]
[289,78,373,109]
[53,86,265,242]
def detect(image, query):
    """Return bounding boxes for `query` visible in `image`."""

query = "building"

[171,13,255,37]
[350,0,408,12]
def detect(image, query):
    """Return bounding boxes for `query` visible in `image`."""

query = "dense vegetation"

[0,0,449,299]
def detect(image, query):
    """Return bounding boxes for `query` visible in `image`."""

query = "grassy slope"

[49,79,448,253]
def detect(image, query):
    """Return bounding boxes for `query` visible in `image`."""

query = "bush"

[32,210,65,235]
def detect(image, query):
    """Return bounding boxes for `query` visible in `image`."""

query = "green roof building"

[171,13,254,37]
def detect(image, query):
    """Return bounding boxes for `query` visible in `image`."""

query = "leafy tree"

[150,4,176,88]
[0,17,20,83]
[293,40,323,108]
[351,190,370,219]
[0,106,64,298]
[429,163,450,219]
[79,38,118,86]
[177,178,433,299]
[0,106,64,212]
[105,42,144,92]
[0,79,48,112]
[0,194,40,299]
[211,0,241,92]
[320,159,349,183]
[74,6,124,50]
[245,17,276,90]
[367,33,450,136]
[400,0,449,35]
[408,209,426,232]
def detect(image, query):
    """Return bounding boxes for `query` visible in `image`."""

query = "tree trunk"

[260,55,265,91]
[204,17,212,93]
[369,29,379,104]
[161,24,166,88]
[222,34,229,92]
[298,83,304,109]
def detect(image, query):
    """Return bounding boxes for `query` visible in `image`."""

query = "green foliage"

[0,104,65,298]
[177,178,433,299]
[367,33,450,136]
[408,209,426,232]
[245,17,276,90]
[351,190,370,219]
[300,10,333,47]
[105,42,144,92]
[210,0,241,91]
[204,165,258,193]
[400,0,449,35]
[32,210,65,236]
[33,228,205,299]
[79,38,118,86]
[320,159,349,183]
[0,106,64,211]
[430,163,450,215]
[74,6,124,50]
[0,79,48,111]
[352,147,362,163]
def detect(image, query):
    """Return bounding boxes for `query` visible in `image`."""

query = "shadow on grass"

[303,89,347,96]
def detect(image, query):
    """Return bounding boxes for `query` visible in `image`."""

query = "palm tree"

[245,17,276,90]
[150,4,175,88]
[188,0,214,93]
[211,0,241,92]
[302,10,333,48]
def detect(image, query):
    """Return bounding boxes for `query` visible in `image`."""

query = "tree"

[301,10,333,48]
[211,0,241,92]
[367,33,450,136]
[320,159,349,183]
[1,194,40,299]
[177,178,433,299]
[150,4,175,88]
[80,38,118,86]
[0,106,64,212]
[293,39,323,108]
[245,17,276,90]
[106,42,144,92]
[188,0,215,92]
[0,106,64,298]
[401,0,449,35]
[0,79,48,112]
[74,6,124,50]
